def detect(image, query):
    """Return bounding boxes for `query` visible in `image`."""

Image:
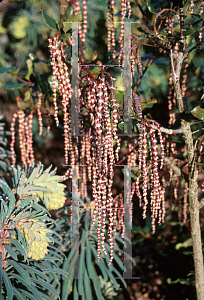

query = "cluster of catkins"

[9,0,191,264]
[48,31,121,262]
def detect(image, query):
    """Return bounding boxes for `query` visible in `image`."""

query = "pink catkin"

[18,110,26,165]
[10,113,18,167]
[37,92,43,136]
[191,1,194,14]
[200,0,204,15]
[82,0,87,44]
[28,112,34,166]
[183,182,188,223]
[111,0,115,60]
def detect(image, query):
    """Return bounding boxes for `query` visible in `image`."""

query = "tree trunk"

[182,120,204,300]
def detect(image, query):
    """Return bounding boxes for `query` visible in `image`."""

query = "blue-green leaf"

[19,264,48,281]
[84,211,90,231]
[90,243,108,281]
[78,229,86,295]
[2,270,13,300]
[63,239,78,269]
[84,268,92,300]
[73,280,79,300]
[31,278,59,299]
[19,289,37,300]
[91,264,105,300]
[113,251,125,271]
[62,251,78,299]
[13,287,27,300]
[104,264,120,290]
[10,239,27,260]
[112,266,127,288]
[0,67,16,75]
[4,245,17,261]
[5,83,26,90]
[85,237,93,279]
[10,274,43,300]
[7,259,31,284]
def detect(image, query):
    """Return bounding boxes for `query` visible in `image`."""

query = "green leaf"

[90,66,101,75]
[146,0,158,14]
[191,106,204,120]
[63,22,72,34]
[114,90,123,104]
[2,270,13,300]
[25,59,34,81]
[184,27,195,36]
[5,83,26,90]
[59,34,70,40]
[64,13,82,30]
[42,10,57,30]
[118,122,124,130]
[78,229,86,295]
[141,98,157,110]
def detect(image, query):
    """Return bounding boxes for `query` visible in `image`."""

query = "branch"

[170,49,185,113]
[135,0,151,31]
[199,198,204,210]
[163,156,181,177]
[151,124,184,135]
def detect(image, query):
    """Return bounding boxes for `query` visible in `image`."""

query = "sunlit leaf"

[146,0,158,14]
[191,106,204,120]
